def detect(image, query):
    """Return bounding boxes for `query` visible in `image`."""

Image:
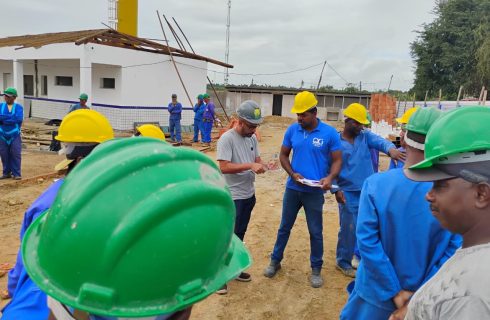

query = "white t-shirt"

[406,242,490,320]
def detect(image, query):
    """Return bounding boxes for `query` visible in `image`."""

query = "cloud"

[0,0,436,91]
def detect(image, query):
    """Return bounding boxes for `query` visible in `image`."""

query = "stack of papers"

[298,178,339,189]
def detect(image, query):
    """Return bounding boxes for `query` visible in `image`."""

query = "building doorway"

[272,94,283,116]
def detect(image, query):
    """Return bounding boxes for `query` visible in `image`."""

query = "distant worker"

[399,106,490,320]
[168,93,182,143]
[193,94,205,143]
[264,91,342,288]
[1,109,114,319]
[0,87,24,180]
[217,100,266,294]
[202,93,217,146]
[21,138,251,320]
[334,103,405,277]
[135,124,166,141]
[68,93,90,113]
[340,107,461,319]
[389,107,418,169]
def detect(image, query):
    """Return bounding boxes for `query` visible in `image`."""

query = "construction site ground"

[0,116,392,319]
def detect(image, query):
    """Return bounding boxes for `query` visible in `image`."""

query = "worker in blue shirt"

[168,94,182,143]
[1,110,114,320]
[389,107,418,170]
[264,91,342,288]
[68,93,90,113]
[365,114,379,173]
[334,103,405,277]
[193,94,205,143]
[201,93,217,146]
[340,107,461,320]
[0,87,24,180]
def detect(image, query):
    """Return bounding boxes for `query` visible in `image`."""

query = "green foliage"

[411,0,490,100]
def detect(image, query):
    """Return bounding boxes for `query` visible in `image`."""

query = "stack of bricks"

[369,93,397,126]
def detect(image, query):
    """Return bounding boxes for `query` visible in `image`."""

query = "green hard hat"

[410,106,490,170]
[197,94,204,100]
[366,113,372,126]
[237,100,263,125]
[4,87,17,97]
[406,107,442,135]
[22,138,252,317]
[202,93,210,99]
[79,93,88,100]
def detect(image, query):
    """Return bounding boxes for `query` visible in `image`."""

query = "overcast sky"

[1,0,436,91]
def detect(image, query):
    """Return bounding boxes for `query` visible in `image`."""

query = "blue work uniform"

[193,102,205,142]
[2,179,64,319]
[340,169,461,319]
[389,146,405,169]
[201,102,215,143]
[168,102,182,142]
[0,102,24,178]
[68,103,89,114]
[270,120,341,269]
[336,130,395,269]
[369,148,379,172]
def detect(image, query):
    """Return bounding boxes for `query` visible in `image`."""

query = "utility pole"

[387,75,393,92]
[224,0,231,85]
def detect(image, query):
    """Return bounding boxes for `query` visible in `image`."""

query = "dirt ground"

[0,116,391,319]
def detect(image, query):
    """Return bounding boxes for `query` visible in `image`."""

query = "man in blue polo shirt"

[264,91,342,288]
[334,103,405,277]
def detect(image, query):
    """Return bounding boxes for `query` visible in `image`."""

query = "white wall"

[92,63,122,105]
[0,43,209,129]
[225,91,273,117]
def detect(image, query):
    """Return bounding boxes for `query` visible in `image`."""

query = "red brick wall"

[369,94,397,125]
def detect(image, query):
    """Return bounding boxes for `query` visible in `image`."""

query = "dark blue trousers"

[0,135,21,177]
[234,195,256,241]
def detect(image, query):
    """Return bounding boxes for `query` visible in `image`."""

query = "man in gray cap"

[216,100,267,293]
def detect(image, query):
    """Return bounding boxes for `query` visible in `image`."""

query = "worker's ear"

[475,183,490,209]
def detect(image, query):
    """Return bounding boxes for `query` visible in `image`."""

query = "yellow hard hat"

[55,109,114,143]
[343,103,370,125]
[291,91,318,114]
[396,107,419,124]
[136,124,166,141]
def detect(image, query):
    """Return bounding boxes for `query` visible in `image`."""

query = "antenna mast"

[224,0,231,84]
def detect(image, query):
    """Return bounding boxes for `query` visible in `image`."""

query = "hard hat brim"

[23,213,252,317]
[404,167,454,182]
[54,159,74,171]
[239,116,263,125]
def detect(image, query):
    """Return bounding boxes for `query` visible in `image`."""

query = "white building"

[222,86,371,121]
[0,29,231,130]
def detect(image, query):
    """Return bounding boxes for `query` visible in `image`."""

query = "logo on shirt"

[312,138,324,148]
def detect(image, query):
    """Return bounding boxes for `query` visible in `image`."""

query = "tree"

[411,0,490,100]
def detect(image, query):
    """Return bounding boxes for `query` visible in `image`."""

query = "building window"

[41,75,48,95]
[55,76,73,86]
[101,78,115,89]
[23,75,34,96]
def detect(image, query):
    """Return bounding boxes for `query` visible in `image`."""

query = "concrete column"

[80,45,92,103]
[12,59,24,101]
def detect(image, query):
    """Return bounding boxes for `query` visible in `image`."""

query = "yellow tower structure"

[117,0,138,36]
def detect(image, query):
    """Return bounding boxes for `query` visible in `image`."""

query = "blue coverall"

[193,102,204,142]
[0,102,24,178]
[201,102,215,143]
[340,169,461,319]
[336,130,395,270]
[168,102,182,142]
[2,179,64,319]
